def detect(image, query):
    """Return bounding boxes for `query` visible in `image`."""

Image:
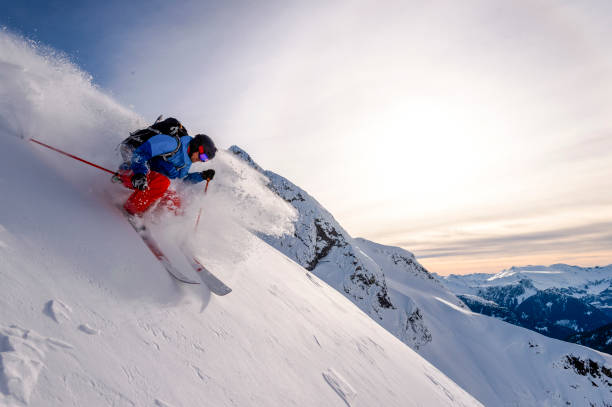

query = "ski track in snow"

[434,296,475,315]
[322,368,356,407]
[424,372,456,403]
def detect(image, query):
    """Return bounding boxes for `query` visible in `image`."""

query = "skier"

[116,123,217,216]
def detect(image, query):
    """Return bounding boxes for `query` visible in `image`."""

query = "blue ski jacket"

[130,134,205,184]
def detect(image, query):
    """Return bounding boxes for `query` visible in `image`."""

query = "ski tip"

[214,287,232,296]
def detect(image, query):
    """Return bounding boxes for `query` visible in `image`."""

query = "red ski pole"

[195,178,210,230]
[30,138,116,175]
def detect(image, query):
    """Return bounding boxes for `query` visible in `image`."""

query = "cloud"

[405,221,612,260]
[550,133,612,165]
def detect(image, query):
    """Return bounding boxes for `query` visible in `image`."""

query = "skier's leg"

[124,172,171,215]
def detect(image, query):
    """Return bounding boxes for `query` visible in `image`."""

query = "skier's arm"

[130,144,151,175]
[183,169,215,184]
[131,135,180,175]
[183,172,205,184]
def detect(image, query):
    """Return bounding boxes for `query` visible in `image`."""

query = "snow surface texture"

[0,325,73,406]
[228,148,612,405]
[0,31,480,406]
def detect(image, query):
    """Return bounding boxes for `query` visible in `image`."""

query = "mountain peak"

[229,145,264,171]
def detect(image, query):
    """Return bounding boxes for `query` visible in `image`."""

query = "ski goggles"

[198,146,210,162]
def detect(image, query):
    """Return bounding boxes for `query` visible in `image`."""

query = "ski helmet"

[189,134,217,159]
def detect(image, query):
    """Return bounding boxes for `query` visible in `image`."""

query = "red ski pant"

[119,170,180,215]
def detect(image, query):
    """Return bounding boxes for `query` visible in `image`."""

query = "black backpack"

[120,116,189,162]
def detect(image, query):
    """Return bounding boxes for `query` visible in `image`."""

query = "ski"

[122,212,201,285]
[116,204,230,294]
[181,249,232,296]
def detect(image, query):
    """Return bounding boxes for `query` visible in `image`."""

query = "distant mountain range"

[436,265,612,353]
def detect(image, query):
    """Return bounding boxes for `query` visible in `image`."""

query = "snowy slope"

[228,148,612,406]
[0,31,481,407]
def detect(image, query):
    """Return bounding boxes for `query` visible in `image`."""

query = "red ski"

[180,249,232,296]
[122,212,200,285]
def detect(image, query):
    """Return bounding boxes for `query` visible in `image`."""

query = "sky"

[2,0,612,275]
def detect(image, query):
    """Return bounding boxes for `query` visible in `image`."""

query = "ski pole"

[195,178,210,230]
[30,138,116,175]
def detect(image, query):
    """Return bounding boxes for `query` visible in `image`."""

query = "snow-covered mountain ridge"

[229,146,430,344]
[229,146,612,406]
[437,265,612,346]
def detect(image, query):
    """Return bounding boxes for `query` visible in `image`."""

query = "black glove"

[201,169,215,181]
[131,173,148,190]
